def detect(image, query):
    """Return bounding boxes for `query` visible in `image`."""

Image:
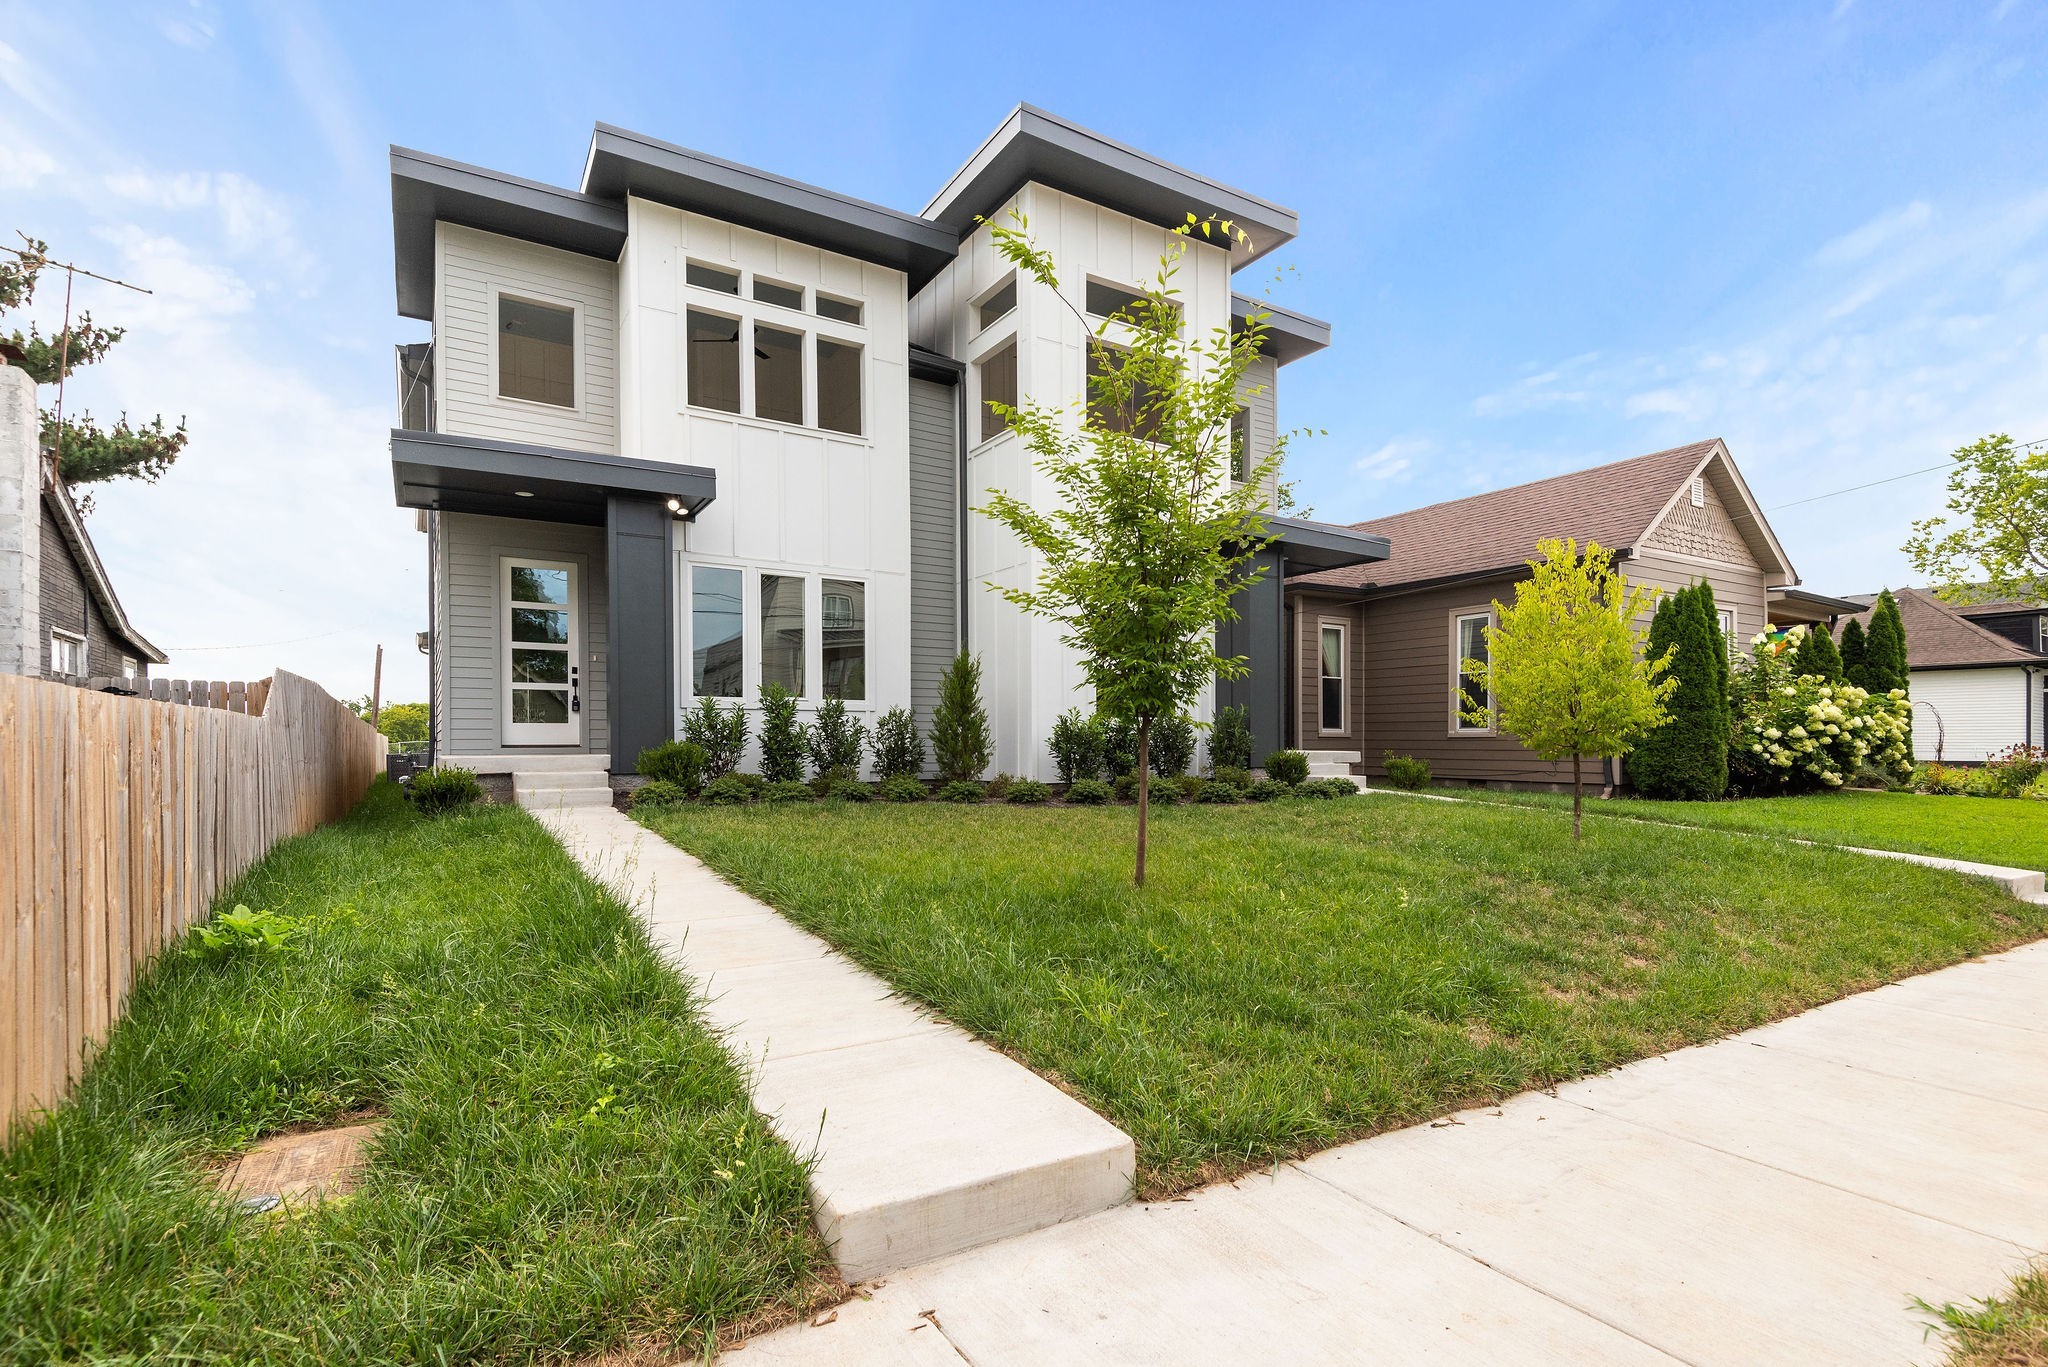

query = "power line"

[1767,435,2046,511]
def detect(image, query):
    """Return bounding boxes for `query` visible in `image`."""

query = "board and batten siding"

[434,222,619,455]
[907,377,958,744]
[1910,667,2041,762]
[436,512,609,756]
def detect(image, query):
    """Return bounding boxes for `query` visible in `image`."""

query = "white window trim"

[970,272,1018,337]
[488,286,583,416]
[969,329,1020,453]
[679,558,873,714]
[679,264,869,441]
[1451,607,1496,736]
[1317,618,1349,737]
[50,628,85,676]
[1718,606,1737,661]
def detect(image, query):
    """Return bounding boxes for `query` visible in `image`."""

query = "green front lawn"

[0,782,829,1365]
[639,798,2048,1195]
[1431,788,2048,870]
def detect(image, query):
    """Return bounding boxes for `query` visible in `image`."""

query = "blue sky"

[4,1,2045,699]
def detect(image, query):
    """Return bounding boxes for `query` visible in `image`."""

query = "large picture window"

[760,573,806,695]
[691,565,744,698]
[1454,611,1492,733]
[822,579,866,700]
[497,296,575,407]
[817,338,862,435]
[754,323,803,424]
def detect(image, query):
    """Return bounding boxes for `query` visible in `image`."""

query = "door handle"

[571,665,582,714]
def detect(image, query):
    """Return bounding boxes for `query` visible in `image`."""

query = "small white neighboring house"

[1845,588,2047,763]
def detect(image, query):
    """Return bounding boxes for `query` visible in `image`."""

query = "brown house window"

[1453,611,1492,733]
[1319,623,1345,733]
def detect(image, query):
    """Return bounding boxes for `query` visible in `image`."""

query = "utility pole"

[371,644,383,730]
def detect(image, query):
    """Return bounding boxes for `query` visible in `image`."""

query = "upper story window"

[975,276,1017,332]
[1086,344,1162,441]
[687,261,740,294]
[683,260,864,437]
[816,294,862,325]
[1229,407,1251,483]
[817,338,862,436]
[754,277,804,310]
[978,340,1017,444]
[754,323,804,424]
[1086,278,1180,329]
[687,309,742,413]
[497,296,575,408]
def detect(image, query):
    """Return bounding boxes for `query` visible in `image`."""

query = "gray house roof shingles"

[1844,588,2047,671]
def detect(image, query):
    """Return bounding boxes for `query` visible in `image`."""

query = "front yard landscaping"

[0,781,829,1365]
[1431,788,2048,871]
[639,797,2048,1195]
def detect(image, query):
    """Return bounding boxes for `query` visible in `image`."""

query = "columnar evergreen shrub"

[1263,750,1309,785]
[1838,617,1869,687]
[1149,714,1196,778]
[1625,584,1729,800]
[1791,622,1844,681]
[757,683,805,782]
[681,698,749,778]
[636,740,707,795]
[871,707,924,781]
[806,697,866,779]
[1862,590,1912,756]
[932,651,992,783]
[1208,705,1255,772]
[1048,708,1106,784]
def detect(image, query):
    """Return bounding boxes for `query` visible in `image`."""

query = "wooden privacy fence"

[47,675,274,714]
[1,669,384,1136]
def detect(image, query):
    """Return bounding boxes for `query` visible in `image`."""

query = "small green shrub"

[1915,762,1969,796]
[1306,776,1360,798]
[701,773,756,805]
[631,779,690,810]
[681,697,749,777]
[1175,775,1206,803]
[825,779,872,802]
[1196,779,1243,803]
[1382,752,1432,791]
[1049,708,1106,784]
[1246,778,1288,802]
[1064,778,1114,805]
[2024,773,2048,801]
[932,651,992,783]
[1147,779,1184,805]
[1209,705,1255,772]
[757,683,806,782]
[1263,750,1309,786]
[185,904,300,962]
[936,780,986,804]
[986,773,1015,801]
[806,697,866,780]
[1007,780,1053,804]
[636,740,707,794]
[1112,773,1140,803]
[872,707,925,780]
[761,779,814,803]
[1149,715,1197,778]
[409,765,482,814]
[876,775,929,803]
[1982,744,2046,798]
[1209,764,1253,790]
[1102,715,1139,778]
[1965,767,2003,798]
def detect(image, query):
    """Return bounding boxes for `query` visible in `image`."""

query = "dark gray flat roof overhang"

[1265,515,1392,573]
[926,105,1299,269]
[1767,585,1867,616]
[392,147,628,321]
[1233,294,1331,366]
[392,429,715,526]
[583,124,960,291]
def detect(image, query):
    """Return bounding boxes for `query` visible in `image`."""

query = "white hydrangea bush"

[1729,627,1911,792]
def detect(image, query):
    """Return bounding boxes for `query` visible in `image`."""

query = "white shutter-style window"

[1691,476,1705,508]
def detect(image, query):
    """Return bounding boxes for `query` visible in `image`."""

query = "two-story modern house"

[389,106,1385,789]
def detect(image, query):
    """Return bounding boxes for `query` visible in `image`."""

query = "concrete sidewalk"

[526,800,1133,1281]
[734,941,2048,1366]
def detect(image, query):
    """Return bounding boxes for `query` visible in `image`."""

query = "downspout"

[427,510,439,768]
[956,370,969,652]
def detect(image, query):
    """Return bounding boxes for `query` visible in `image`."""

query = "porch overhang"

[1767,585,1866,627]
[391,429,715,526]
[1263,515,1392,575]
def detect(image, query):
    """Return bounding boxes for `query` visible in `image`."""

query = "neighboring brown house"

[36,474,166,683]
[1286,439,1800,789]
[1839,588,2045,763]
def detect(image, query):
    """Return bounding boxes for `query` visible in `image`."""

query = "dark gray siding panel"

[908,378,959,744]
[605,494,674,771]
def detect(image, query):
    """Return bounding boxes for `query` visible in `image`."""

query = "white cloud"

[1815,200,1932,267]
[1623,388,1694,419]
[158,2,219,49]
[252,3,373,184]
[1353,438,1425,480]
[1471,354,1598,416]
[0,127,57,188]
[100,170,318,287]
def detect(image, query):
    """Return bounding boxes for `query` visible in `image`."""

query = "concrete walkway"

[734,941,2048,1366]
[525,799,1133,1281]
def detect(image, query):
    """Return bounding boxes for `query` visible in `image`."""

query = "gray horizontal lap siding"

[438,511,609,756]
[907,377,959,759]
[1238,356,1280,509]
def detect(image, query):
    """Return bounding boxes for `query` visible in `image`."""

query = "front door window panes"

[761,573,805,695]
[508,562,572,727]
[822,579,865,701]
[692,565,744,698]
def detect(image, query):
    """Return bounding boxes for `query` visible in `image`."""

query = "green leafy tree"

[1903,434,2047,604]
[1839,616,1868,685]
[2,237,188,490]
[375,701,430,747]
[931,651,992,783]
[1464,538,1676,838]
[1625,584,1728,800]
[1790,621,1844,681]
[975,211,1282,885]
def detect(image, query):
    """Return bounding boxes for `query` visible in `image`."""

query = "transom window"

[975,276,1017,332]
[1454,611,1493,733]
[497,295,575,408]
[1086,278,1180,328]
[754,277,804,310]
[816,294,862,325]
[687,261,740,294]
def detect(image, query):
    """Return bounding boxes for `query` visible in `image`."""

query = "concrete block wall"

[0,365,41,676]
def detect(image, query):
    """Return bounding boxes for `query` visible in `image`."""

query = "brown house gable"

[1283,439,1797,789]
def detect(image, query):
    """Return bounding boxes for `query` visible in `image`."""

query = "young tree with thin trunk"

[1904,433,2047,605]
[1463,538,1676,838]
[975,212,1283,886]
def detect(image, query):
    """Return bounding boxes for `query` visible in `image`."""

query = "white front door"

[502,557,581,746]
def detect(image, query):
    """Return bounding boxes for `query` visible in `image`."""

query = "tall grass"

[0,782,827,1364]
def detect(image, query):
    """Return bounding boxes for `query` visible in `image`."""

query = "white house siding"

[911,183,1237,778]
[434,223,619,454]
[618,198,912,766]
[1910,667,2039,762]
[436,511,609,757]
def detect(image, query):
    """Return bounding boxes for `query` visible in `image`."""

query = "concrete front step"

[532,805,1136,1282]
[516,786,613,810]
[449,753,614,775]
[513,771,609,793]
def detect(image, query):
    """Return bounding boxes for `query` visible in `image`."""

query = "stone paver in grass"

[214,1119,383,1210]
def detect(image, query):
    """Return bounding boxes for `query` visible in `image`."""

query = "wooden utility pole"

[370,644,383,730]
